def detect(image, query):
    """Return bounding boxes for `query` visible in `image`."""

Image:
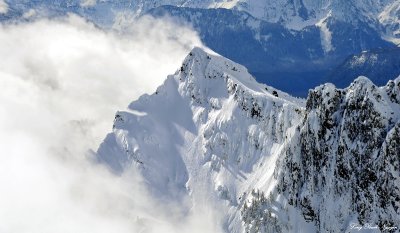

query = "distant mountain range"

[146,5,396,96]
[1,0,399,96]
[326,47,400,88]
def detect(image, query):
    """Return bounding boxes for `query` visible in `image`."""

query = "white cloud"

[0,15,223,233]
[0,0,8,14]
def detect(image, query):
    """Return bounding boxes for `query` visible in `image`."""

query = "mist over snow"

[0,14,223,233]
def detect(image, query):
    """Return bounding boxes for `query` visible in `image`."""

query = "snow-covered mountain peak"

[347,75,377,94]
[345,76,400,110]
[176,47,303,106]
[179,47,260,92]
[307,76,400,120]
[97,48,305,229]
[351,75,376,86]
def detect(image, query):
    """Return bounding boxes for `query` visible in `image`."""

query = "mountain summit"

[97,47,400,232]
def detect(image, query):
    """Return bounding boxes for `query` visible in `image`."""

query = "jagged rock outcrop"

[275,77,400,232]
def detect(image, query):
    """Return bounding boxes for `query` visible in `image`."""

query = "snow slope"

[97,47,400,232]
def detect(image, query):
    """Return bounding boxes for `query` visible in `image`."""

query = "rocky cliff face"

[271,77,400,232]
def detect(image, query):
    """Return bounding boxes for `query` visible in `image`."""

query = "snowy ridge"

[97,47,304,232]
[97,48,399,232]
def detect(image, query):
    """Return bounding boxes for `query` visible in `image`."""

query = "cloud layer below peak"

[0,15,223,233]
